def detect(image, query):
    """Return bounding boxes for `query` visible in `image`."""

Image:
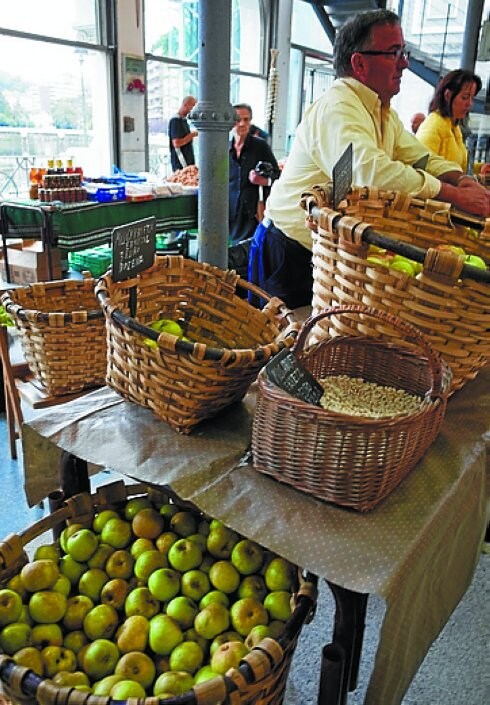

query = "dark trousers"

[248,218,313,309]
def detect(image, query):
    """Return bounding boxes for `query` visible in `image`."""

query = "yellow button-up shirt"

[266,77,462,250]
[416,111,468,171]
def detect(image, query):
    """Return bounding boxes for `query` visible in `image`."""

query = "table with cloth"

[20,362,490,705]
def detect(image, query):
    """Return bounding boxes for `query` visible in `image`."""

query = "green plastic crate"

[69,245,112,277]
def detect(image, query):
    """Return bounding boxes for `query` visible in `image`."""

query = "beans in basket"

[318,375,422,418]
[0,496,300,698]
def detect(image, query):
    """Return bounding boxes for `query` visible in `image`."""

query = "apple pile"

[0,496,299,700]
[366,243,488,277]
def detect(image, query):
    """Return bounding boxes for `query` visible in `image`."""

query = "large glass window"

[0,1,114,198]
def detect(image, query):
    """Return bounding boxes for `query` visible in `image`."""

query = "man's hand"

[248,169,270,186]
[439,179,490,218]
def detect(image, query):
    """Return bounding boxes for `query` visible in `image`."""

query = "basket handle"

[293,304,448,399]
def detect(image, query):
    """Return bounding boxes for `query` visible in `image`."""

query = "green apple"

[63,630,88,654]
[115,650,156,689]
[168,538,202,572]
[149,614,183,655]
[166,595,199,629]
[230,597,268,636]
[182,627,209,655]
[264,591,292,621]
[52,670,91,688]
[59,555,88,585]
[110,679,147,699]
[83,603,118,640]
[210,640,249,674]
[169,640,204,674]
[264,557,296,592]
[29,590,67,624]
[82,638,120,681]
[134,549,168,582]
[41,645,77,677]
[130,537,156,560]
[116,614,150,653]
[390,259,416,276]
[13,645,45,676]
[206,524,240,559]
[20,559,59,592]
[100,517,133,549]
[132,507,164,539]
[0,588,23,626]
[238,575,267,602]
[124,586,160,619]
[92,673,125,696]
[194,664,219,684]
[209,631,243,657]
[209,560,240,594]
[17,605,33,627]
[159,503,179,525]
[194,603,230,640]
[148,568,181,602]
[170,511,198,538]
[155,531,179,557]
[33,543,61,563]
[231,540,264,576]
[199,590,230,610]
[87,542,115,569]
[124,496,153,521]
[31,623,63,649]
[366,254,391,268]
[100,578,129,610]
[63,594,94,631]
[52,574,71,598]
[60,523,85,553]
[465,254,487,269]
[6,574,28,603]
[244,624,272,649]
[0,622,32,654]
[105,549,134,579]
[78,567,109,602]
[153,670,194,697]
[181,569,210,602]
[92,509,120,534]
[187,533,207,551]
[66,528,99,562]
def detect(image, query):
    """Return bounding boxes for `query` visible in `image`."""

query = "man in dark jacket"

[168,96,198,172]
[229,103,280,244]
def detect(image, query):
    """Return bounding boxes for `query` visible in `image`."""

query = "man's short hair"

[333,9,400,78]
[233,103,253,118]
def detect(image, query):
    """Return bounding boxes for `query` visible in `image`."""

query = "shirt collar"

[340,77,385,113]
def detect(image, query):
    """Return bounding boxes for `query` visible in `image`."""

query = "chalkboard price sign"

[265,348,324,406]
[333,143,353,209]
[112,217,156,282]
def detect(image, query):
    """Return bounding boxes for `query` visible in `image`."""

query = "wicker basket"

[95,255,298,433]
[252,305,452,512]
[0,276,106,396]
[303,187,490,392]
[0,480,317,705]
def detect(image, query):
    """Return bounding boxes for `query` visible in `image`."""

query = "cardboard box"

[0,240,61,285]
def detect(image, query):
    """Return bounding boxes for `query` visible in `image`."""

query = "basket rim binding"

[0,480,318,705]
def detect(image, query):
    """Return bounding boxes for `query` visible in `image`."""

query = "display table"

[0,195,198,279]
[21,367,489,705]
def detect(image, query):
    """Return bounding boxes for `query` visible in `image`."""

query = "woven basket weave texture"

[306,187,490,392]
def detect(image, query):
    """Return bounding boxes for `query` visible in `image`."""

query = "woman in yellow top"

[416,69,482,172]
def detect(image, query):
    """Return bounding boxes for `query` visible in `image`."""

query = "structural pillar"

[460,0,484,70]
[191,0,235,269]
[271,0,293,160]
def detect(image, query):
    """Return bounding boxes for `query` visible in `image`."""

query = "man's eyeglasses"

[357,48,410,61]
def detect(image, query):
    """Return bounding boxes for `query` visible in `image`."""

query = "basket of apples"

[0,481,317,705]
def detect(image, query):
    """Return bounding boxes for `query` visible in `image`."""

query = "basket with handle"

[95,255,299,433]
[0,275,106,396]
[252,305,452,512]
[302,186,490,392]
[0,480,318,705]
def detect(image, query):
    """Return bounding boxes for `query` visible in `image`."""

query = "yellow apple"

[115,651,156,689]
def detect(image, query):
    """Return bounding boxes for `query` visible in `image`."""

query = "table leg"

[60,451,90,499]
[323,581,368,705]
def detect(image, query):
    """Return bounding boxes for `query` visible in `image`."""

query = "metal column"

[191,0,235,269]
[460,0,484,70]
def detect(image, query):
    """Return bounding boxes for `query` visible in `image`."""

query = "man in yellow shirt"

[248,8,490,309]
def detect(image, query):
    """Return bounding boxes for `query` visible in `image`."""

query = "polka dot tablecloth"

[23,366,490,705]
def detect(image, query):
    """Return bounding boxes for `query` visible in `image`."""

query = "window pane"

[230,75,267,130]
[231,0,263,73]
[0,35,112,196]
[1,0,100,43]
[145,0,199,62]
[291,0,333,54]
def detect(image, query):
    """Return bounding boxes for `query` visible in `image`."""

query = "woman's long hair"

[429,69,482,120]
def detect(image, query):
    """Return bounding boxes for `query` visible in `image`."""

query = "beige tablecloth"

[22,366,490,705]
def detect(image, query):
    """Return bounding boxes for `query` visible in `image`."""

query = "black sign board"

[333,143,353,209]
[112,217,156,283]
[265,348,324,406]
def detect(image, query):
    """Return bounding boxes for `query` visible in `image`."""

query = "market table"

[21,366,489,705]
[0,194,198,279]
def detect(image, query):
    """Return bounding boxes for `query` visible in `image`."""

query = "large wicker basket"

[303,187,490,392]
[0,480,317,705]
[95,255,298,433]
[0,276,106,396]
[252,305,452,512]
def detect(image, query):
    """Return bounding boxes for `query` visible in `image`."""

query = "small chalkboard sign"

[333,143,353,209]
[112,216,156,283]
[265,348,324,406]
